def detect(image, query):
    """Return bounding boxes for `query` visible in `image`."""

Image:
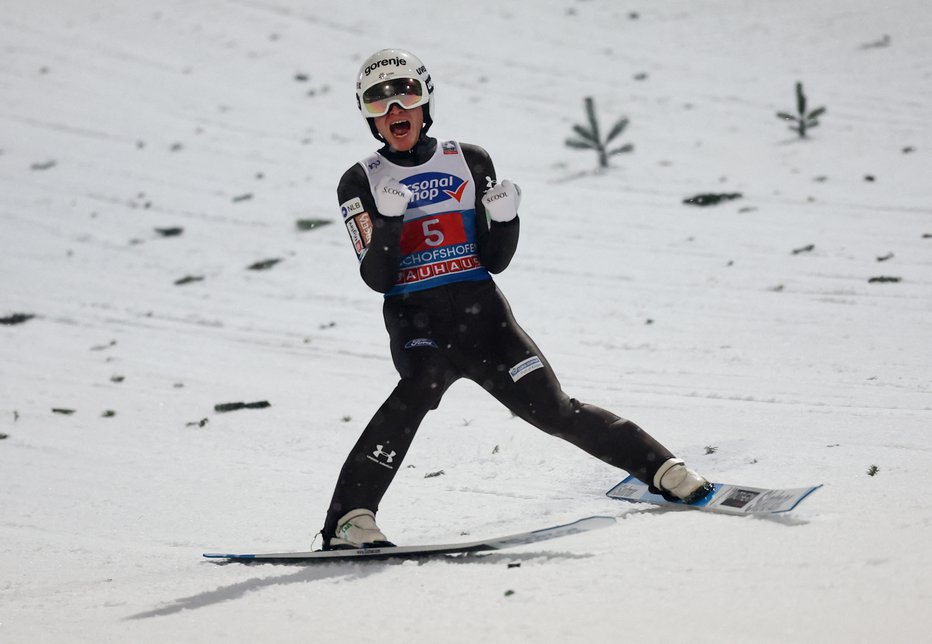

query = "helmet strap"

[367,117,383,142]
[421,104,433,134]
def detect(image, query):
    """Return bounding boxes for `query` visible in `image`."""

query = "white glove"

[374,176,412,217]
[482,179,521,223]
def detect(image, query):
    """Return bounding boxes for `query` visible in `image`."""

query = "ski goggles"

[361,77,429,117]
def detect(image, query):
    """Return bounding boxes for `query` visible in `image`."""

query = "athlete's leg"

[321,367,453,540]
[454,282,675,485]
[492,372,674,485]
[321,296,458,542]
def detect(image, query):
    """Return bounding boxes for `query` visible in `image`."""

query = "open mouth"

[389,118,411,138]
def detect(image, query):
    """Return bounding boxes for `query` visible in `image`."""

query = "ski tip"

[778,483,823,512]
[574,515,616,528]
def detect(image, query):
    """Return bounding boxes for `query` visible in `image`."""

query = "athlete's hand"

[374,176,412,218]
[482,179,521,223]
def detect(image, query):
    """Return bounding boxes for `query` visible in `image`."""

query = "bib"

[360,141,491,296]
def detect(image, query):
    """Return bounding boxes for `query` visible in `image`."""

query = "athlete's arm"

[337,164,404,293]
[461,143,519,274]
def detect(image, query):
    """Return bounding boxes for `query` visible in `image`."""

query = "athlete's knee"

[530,396,626,437]
[520,391,578,432]
[394,371,449,411]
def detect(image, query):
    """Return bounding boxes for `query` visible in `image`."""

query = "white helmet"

[356,48,435,141]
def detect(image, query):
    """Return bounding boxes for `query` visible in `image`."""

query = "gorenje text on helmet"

[364,57,407,76]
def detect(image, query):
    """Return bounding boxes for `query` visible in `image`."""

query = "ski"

[606,475,821,515]
[203,515,615,563]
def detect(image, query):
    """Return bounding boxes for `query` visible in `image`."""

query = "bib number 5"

[399,212,468,255]
[421,218,444,247]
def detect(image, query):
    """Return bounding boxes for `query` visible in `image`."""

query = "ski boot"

[653,458,714,504]
[326,509,395,550]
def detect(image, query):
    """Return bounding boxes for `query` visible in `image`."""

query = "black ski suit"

[322,135,674,541]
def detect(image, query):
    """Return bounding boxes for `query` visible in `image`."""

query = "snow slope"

[1,1,930,642]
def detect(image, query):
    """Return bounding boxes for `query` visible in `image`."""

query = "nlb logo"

[340,197,363,220]
[402,172,468,208]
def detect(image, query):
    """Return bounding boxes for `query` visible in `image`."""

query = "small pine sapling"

[777,82,826,138]
[566,97,634,168]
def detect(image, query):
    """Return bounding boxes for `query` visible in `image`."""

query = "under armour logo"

[373,445,396,463]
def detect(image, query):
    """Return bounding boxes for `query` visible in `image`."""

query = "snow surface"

[1,0,931,642]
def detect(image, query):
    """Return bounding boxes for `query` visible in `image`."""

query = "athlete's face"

[374,103,423,152]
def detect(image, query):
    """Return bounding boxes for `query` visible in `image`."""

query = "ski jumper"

[323,136,675,541]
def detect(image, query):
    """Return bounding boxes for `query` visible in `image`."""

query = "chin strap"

[367,118,384,142]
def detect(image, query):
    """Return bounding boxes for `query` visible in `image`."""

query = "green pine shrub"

[566,97,634,168]
[777,82,826,138]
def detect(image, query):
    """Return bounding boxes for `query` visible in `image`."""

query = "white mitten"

[482,179,521,223]
[374,176,413,217]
